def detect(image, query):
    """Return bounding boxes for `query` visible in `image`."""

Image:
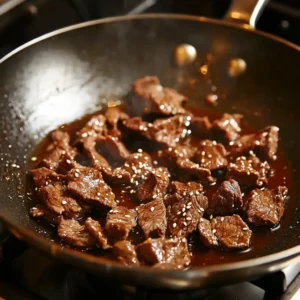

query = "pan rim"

[0,13,299,65]
[0,13,300,287]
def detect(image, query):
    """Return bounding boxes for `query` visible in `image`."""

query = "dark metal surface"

[0,14,300,289]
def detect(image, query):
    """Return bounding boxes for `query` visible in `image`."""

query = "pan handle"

[224,0,269,28]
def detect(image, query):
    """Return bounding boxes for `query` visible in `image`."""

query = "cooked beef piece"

[105,207,137,240]
[29,204,58,225]
[211,215,252,250]
[175,158,215,183]
[190,116,212,139]
[159,146,214,183]
[38,130,74,171]
[57,217,95,248]
[30,167,64,187]
[132,76,187,116]
[193,140,228,170]
[105,106,129,128]
[123,152,153,187]
[137,199,167,238]
[137,167,170,202]
[207,179,243,216]
[85,217,111,249]
[82,137,110,170]
[39,182,82,218]
[165,181,203,206]
[113,240,139,265]
[75,114,106,143]
[98,135,130,163]
[152,115,191,147]
[167,192,208,237]
[136,237,191,269]
[246,186,288,227]
[122,117,153,139]
[67,167,116,208]
[227,156,270,187]
[212,113,243,142]
[57,152,81,175]
[102,167,131,185]
[230,126,279,160]
[198,218,218,247]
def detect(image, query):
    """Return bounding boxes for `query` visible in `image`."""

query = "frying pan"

[0,0,300,290]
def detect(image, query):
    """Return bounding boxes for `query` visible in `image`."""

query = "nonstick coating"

[0,14,300,289]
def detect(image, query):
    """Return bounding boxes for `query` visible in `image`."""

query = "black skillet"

[0,0,300,289]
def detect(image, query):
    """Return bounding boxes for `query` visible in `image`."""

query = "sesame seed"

[172,223,177,228]
[66,159,71,164]
[212,229,216,233]
[75,173,79,177]
[31,157,37,161]
[62,200,67,205]
[242,227,248,231]
[221,217,224,221]
[130,189,135,194]
[183,222,187,226]
[150,207,155,212]
[183,212,186,216]
[186,217,191,221]
[125,215,130,217]
[97,192,101,196]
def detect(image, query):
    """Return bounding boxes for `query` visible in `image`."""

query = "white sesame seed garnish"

[66,159,71,164]
[242,227,248,231]
[186,217,191,221]
[130,189,136,194]
[31,157,37,161]
[172,223,177,228]
[125,215,130,217]
[183,221,187,226]
[62,200,67,205]
[97,192,101,196]
[74,173,79,177]
[212,229,216,233]
[221,217,224,221]
[150,207,155,212]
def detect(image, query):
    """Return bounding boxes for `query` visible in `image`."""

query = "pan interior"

[0,16,299,269]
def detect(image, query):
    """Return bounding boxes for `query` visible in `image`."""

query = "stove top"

[0,0,300,299]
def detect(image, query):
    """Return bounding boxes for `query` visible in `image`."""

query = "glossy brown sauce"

[29,105,293,267]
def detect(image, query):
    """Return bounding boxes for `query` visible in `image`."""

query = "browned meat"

[193,140,228,170]
[122,117,153,139]
[137,199,166,238]
[190,116,212,139]
[29,204,58,225]
[102,167,131,185]
[152,115,191,147]
[167,192,208,237]
[227,156,270,187]
[136,237,191,269]
[175,157,214,183]
[123,152,153,188]
[132,76,187,116]
[230,126,279,160]
[67,167,116,208]
[38,130,74,171]
[211,215,252,250]
[75,114,106,143]
[82,137,110,170]
[198,218,218,247]
[113,240,139,266]
[98,135,130,163]
[105,207,137,240]
[207,179,243,216]
[39,182,82,218]
[30,167,64,188]
[57,217,95,248]
[105,106,129,129]
[212,113,243,142]
[85,217,111,249]
[246,186,288,227]
[137,167,170,202]
[152,262,182,270]
[165,181,203,207]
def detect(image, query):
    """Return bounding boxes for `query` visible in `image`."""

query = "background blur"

[0,0,300,58]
